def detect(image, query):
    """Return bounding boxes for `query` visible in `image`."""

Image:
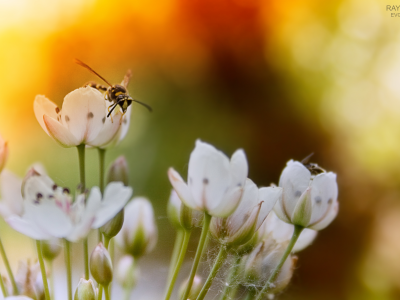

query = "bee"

[75,59,152,122]
[301,153,325,175]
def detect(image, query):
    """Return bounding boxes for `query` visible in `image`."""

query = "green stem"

[77,144,86,192]
[98,286,103,300]
[0,237,18,294]
[181,213,211,300]
[98,148,106,194]
[244,288,256,300]
[103,284,110,300]
[104,236,110,249]
[49,260,55,300]
[220,254,241,300]
[36,241,51,300]
[0,272,8,297]
[196,245,228,300]
[164,230,192,300]
[167,229,184,282]
[123,288,131,300]
[255,225,303,300]
[83,238,89,280]
[64,240,72,300]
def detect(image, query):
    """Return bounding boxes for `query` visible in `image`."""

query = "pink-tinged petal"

[256,186,282,230]
[0,170,23,217]
[168,168,199,210]
[43,115,79,147]
[92,183,132,228]
[26,201,73,238]
[6,215,51,240]
[88,113,122,147]
[61,87,106,143]
[208,186,243,218]
[33,95,59,135]
[309,201,339,231]
[188,140,231,211]
[309,172,338,225]
[279,160,311,218]
[229,149,248,188]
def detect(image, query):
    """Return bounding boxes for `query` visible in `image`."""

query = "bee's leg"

[119,111,126,125]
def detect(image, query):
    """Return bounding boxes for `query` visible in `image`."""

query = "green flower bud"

[42,238,62,261]
[178,275,202,300]
[90,243,113,286]
[74,278,96,300]
[107,156,129,186]
[116,255,139,289]
[100,209,124,239]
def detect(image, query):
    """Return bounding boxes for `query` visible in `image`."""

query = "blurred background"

[0,0,399,299]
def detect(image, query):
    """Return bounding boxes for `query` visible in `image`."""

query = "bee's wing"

[122,69,132,89]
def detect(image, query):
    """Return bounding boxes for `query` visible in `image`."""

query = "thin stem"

[244,288,256,300]
[0,237,18,294]
[167,229,184,282]
[103,285,110,300]
[98,286,103,300]
[123,288,131,300]
[48,260,55,300]
[83,238,89,280]
[164,230,192,300]
[77,144,86,192]
[255,225,303,300]
[36,241,51,300]
[104,236,110,249]
[196,245,228,300]
[98,148,106,194]
[0,272,8,297]
[220,254,241,300]
[181,213,211,300]
[64,240,72,300]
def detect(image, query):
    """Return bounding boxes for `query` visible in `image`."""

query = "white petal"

[67,217,94,242]
[118,104,132,142]
[256,186,282,229]
[208,186,243,217]
[188,140,231,211]
[26,201,73,238]
[309,201,339,231]
[61,87,106,143]
[23,175,54,203]
[5,296,36,300]
[6,215,51,240]
[278,160,311,218]
[309,172,338,225]
[88,112,122,147]
[92,183,132,228]
[228,179,259,233]
[229,149,248,187]
[293,229,318,252]
[0,170,23,217]
[168,168,199,210]
[43,115,79,147]
[33,95,59,136]
[273,197,291,224]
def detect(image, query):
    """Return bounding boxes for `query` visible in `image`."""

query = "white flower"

[116,197,157,258]
[210,179,282,247]
[0,133,8,173]
[33,86,124,148]
[0,170,23,219]
[168,140,248,218]
[274,160,339,230]
[258,211,317,253]
[6,173,132,242]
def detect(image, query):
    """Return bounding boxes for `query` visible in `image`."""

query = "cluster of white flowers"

[0,83,338,300]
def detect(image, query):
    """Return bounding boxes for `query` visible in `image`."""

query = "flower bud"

[168,190,203,231]
[100,209,124,239]
[90,243,113,286]
[178,275,202,300]
[107,156,129,186]
[0,134,8,173]
[74,278,96,300]
[116,255,139,289]
[42,238,62,261]
[116,197,157,258]
[15,261,44,300]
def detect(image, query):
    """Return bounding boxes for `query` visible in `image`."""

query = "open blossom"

[6,172,132,241]
[210,179,282,247]
[34,86,125,148]
[274,160,339,230]
[168,140,248,218]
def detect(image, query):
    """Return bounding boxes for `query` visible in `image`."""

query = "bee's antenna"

[75,59,113,87]
[131,99,152,112]
[301,153,314,164]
